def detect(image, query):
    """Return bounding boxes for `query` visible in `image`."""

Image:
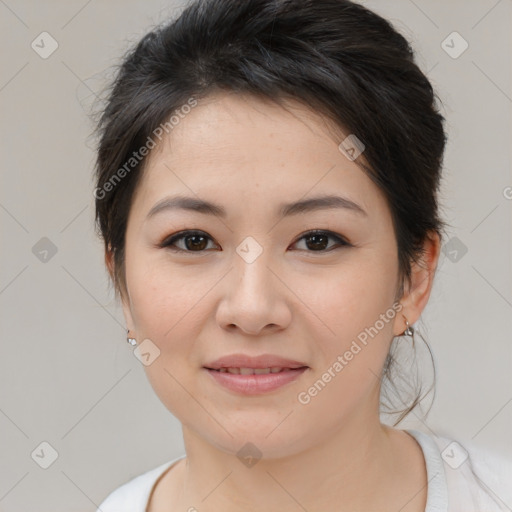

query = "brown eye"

[161,230,217,252]
[160,229,350,254]
[291,230,350,252]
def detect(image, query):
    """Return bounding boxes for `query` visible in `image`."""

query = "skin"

[107,92,441,512]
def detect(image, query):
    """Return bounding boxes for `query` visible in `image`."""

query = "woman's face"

[120,92,407,457]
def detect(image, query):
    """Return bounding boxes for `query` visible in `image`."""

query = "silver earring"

[126,329,137,346]
[402,317,414,337]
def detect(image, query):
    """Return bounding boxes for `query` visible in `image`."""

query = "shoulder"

[96,455,185,512]
[407,428,512,511]
[436,432,512,507]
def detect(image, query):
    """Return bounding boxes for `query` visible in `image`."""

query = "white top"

[97,429,512,512]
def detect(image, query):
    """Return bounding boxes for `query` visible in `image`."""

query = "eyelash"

[159,229,351,254]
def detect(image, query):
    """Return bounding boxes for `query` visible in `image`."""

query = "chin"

[194,419,316,461]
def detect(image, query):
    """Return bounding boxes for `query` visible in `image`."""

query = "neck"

[171,412,421,511]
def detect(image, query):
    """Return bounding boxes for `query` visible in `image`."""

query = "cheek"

[126,252,212,340]
[301,259,398,398]
[124,259,212,417]
[307,256,397,344]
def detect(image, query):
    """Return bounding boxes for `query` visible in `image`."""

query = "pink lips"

[204,353,308,370]
[203,353,309,395]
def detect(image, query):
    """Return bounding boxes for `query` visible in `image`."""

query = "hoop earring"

[126,329,137,346]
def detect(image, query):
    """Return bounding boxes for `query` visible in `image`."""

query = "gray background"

[0,1,511,511]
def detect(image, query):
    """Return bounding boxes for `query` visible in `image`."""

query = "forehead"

[131,92,388,221]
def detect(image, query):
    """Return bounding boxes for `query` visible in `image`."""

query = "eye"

[160,229,350,253]
[160,230,219,253]
[291,230,351,252]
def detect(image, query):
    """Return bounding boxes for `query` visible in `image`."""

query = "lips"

[213,367,297,375]
[203,353,309,395]
[203,353,308,371]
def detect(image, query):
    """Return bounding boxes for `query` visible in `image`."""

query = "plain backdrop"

[0,1,511,511]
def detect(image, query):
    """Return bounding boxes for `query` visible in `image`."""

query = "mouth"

[203,365,309,394]
[205,366,307,374]
[202,353,309,394]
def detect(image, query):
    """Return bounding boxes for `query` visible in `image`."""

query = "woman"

[93,0,512,510]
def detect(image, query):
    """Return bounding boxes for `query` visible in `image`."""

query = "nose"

[215,250,292,336]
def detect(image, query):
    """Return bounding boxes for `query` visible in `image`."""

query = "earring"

[402,318,415,348]
[126,329,137,346]
[402,317,414,337]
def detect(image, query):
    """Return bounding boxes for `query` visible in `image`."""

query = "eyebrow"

[146,194,368,220]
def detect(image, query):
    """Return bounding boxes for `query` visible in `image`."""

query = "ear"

[105,248,136,333]
[393,231,441,336]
